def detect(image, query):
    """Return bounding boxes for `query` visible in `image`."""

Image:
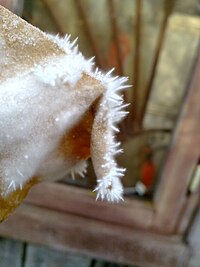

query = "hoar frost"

[0,6,129,202]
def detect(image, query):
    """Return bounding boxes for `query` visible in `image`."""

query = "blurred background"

[20,0,200,200]
[0,0,200,266]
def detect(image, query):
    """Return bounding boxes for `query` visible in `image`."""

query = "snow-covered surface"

[0,6,129,202]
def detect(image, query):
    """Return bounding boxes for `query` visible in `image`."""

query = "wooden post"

[0,204,191,267]
[154,48,200,233]
[74,0,104,68]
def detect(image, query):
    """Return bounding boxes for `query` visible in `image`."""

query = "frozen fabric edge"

[34,36,93,87]
[51,34,130,202]
[0,34,129,202]
[91,71,130,202]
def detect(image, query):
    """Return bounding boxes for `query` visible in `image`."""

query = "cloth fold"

[0,5,129,222]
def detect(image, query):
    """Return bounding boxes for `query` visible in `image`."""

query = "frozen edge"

[2,34,130,202]
[50,34,130,202]
[92,70,129,202]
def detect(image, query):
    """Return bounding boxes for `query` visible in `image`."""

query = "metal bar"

[130,0,142,127]
[138,0,175,126]
[108,0,124,76]
[107,0,129,136]
[74,0,104,68]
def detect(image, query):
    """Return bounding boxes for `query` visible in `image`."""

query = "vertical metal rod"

[74,0,104,68]
[108,0,129,138]
[41,0,66,35]
[108,0,124,76]
[130,0,142,128]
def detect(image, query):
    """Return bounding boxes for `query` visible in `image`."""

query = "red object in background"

[141,161,156,189]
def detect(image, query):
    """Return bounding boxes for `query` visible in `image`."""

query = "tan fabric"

[0,5,65,82]
[0,5,126,222]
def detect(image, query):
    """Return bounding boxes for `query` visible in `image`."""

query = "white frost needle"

[0,7,129,202]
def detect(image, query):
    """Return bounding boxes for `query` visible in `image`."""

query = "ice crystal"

[0,6,129,202]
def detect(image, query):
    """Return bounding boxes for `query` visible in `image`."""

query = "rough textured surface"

[24,244,91,267]
[0,237,24,267]
[0,5,64,82]
[0,204,191,267]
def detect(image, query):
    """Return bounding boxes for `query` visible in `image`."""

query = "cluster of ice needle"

[49,35,130,202]
[0,31,130,202]
[92,69,130,202]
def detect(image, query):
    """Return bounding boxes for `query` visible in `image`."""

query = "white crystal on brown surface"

[0,4,129,214]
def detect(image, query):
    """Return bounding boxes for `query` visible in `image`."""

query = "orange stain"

[58,108,95,161]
